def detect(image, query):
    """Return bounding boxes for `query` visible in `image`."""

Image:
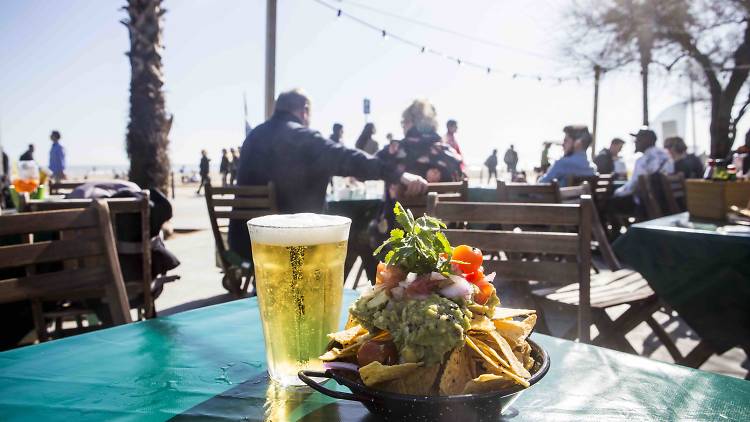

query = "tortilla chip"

[462,373,517,394]
[493,314,536,348]
[439,346,476,395]
[492,307,536,320]
[379,364,441,395]
[466,337,530,388]
[471,335,510,369]
[327,324,368,346]
[480,330,531,379]
[359,361,422,386]
[469,316,495,332]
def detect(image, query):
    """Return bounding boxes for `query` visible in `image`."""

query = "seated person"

[664,136,703,179]
[593,137,625,175]
[539,125,596,186]
[610,128,673,215]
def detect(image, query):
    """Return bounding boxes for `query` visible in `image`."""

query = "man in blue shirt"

[539,125,596,186]
[48,130,66,182]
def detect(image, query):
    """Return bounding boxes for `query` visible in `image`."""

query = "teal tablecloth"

[613,212,750,353]
[1,290,748,421]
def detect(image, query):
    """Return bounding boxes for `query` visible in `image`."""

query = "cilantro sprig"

[373,202,453,275]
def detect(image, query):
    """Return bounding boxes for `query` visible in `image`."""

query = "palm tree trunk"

[640,61,649,126]
[123,0,172,194]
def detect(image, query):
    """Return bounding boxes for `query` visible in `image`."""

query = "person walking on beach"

[229,148,239,185]
[504,145,518,176]
[196,150,210,195]
[20,144,34,161]
[219,148,230,186]
[484,149,498,184]
[49,130,66,182]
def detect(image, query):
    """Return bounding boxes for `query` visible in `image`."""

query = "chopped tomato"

[375,262,405,288]
[474,279,495,305]
[452,245,483,274]
[465,269,485,285]
[406,275,439,297]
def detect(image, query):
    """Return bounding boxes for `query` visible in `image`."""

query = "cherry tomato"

[452,245,483,274]
[465,269,485,285]
[357,339,399,367]
[474,279,495,305]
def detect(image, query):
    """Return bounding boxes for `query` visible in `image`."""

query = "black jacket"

[199,157,210,177]
[593,148,614,174]
[228,111,403,259]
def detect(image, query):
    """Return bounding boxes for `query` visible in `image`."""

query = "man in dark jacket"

[593,137,624,174]
[228,89,427,259]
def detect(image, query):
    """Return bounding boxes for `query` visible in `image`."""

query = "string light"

[312,0,585,83]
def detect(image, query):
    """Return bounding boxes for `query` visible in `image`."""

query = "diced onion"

[405,272,418,284]
[390,286,405,300]
[440,275,473,299]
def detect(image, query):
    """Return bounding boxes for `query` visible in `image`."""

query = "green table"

[2,290,748,421]
[613,212,750,362]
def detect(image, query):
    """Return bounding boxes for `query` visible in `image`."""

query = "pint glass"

[248,213,351,386]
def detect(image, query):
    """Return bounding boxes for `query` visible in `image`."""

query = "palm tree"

[122,0,172,194]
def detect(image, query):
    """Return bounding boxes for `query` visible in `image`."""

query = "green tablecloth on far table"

[1,290,748,421]
[613,212,750,354]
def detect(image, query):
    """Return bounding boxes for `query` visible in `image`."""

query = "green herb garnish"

[373,202,453,275]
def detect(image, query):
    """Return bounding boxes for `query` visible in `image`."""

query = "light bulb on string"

[457,58,462,66]
[512,73,518,79]
[336,9,342,18]
[486,67,491,75]
[420,46,426,53]
[381,30,388,41]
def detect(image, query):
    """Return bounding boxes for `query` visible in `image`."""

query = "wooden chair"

[637,175,664,219]
[427,192,594,342]
[205,181,277,297]
[0,201,132,342]
[497,180,561,203]
[26,192,171,319]
[49,181,85,196]
[428,193,671,353]
[658,173,687,215]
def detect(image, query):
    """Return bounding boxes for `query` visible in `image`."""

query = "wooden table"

[1,290,748,421]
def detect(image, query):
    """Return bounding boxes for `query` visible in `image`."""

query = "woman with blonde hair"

[369,99,463,252]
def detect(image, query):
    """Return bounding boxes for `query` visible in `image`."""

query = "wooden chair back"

[559,182,621,270]
[26,192,154,318]
[497,180,561,203]
[49,181,85,196]
[658,172,687,215]
[426,193,593,341]
[399,179,468,217]
[0,201,132,341]
[637,175,663,219]
[205,182,278,267]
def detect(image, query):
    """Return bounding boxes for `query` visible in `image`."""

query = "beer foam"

[247,213,351,246]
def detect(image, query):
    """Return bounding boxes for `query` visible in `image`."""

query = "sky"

[0,0,744,172]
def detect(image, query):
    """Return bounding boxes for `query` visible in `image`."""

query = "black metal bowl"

[298,338,550,422]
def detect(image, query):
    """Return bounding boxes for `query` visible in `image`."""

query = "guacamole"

[350,293,471,365]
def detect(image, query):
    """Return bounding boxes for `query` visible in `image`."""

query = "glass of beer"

[248,213,351,386]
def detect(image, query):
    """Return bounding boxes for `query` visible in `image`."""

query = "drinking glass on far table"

[248,213,351,386]
[13,160,40,194]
